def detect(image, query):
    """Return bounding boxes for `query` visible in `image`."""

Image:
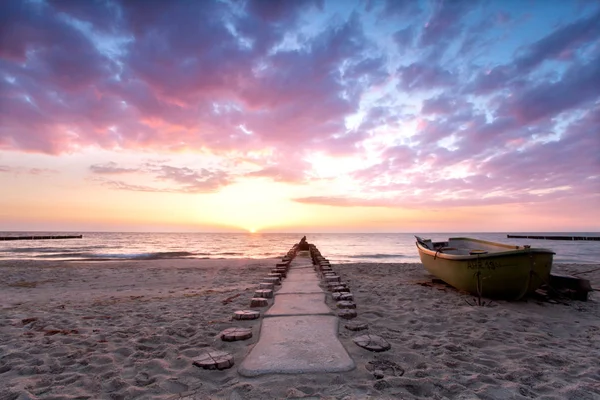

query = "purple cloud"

[420,0,476,48]
[515,9,600,72]
[470,9,600,95]
[1,0,598,214]
[397,62,455,92]
[500,54,600,124]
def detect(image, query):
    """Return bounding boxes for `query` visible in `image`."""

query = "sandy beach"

[0,258,598,400]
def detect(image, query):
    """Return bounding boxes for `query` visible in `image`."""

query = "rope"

[571,266,600,276]
[531,269,570,304]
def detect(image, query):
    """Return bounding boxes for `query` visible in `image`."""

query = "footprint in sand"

[161,379,189,394]
[134,372,156,387]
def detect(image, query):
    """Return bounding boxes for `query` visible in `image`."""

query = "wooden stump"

[273,269,287,278]
[333,291,354,300]
[340,292,353,301]
[338,309,357,320]
[193,350,234,370]
[337,301,356,309]
[259,282,274,290]
[254,289,273,299]
[250,298,268,307]
[220,327,252,342]
[325,276,341,284]
[352,334,391,352]
[331,285,350,293]
[345,322,368,331]
[263,277,280,285]
[232,310,260,320]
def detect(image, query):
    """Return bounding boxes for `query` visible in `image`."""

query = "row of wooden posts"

[0,235,83,241]
[308,243,358,319]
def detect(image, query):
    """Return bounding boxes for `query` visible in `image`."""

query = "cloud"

[98,179,172,193]
[292,195,395,207]
[1,0,599,213]
[499,54,600,124]
[419,0,476,49]
[90,162,138,174]
[153,165,230,193]
[374,0,422,20]
[246,166,307,183]
[397,63,455,92]
[469,9,600,95]
[514,9,600,72]
[421,95,459,115]
[90,161,232,193]
[1,0,385,161]
[393,27,414,49]
[0,165,58,175]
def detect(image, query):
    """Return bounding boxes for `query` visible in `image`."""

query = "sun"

[249,228,257,233]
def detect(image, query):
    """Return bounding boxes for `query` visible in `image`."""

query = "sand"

[0,258,599,400]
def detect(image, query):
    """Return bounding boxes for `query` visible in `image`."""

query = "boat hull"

[417,239,554,300]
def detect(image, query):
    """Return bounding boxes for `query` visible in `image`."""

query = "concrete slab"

[238,315,355,376]
[285,270,321,282]
[289,263,315,270]
[276,279,323,294]
[266,293,331,316]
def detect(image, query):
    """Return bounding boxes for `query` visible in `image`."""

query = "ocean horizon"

[1,231,598,264]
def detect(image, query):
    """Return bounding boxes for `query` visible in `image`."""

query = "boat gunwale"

[416,238,555,261]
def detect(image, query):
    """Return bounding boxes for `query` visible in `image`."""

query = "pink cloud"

[89,161,232,193]
[0,165,58,175]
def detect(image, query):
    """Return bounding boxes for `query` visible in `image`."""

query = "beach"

[1,258,599,400]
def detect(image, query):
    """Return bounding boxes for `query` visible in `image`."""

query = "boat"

[415,236,555,300]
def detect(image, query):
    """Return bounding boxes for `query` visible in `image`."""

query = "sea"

[0,232,598,264]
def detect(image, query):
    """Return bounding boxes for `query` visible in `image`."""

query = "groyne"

[507,235,599,241]
[0,235,83,241]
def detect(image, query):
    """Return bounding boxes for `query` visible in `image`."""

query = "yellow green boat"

[415,236,555,300]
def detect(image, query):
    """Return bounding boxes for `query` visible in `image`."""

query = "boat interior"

[416,236,522,256]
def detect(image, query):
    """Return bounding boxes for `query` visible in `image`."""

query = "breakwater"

[0,235,83,241]
[507,234,599,241]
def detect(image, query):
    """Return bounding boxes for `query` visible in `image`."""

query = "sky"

[0,0,599,233]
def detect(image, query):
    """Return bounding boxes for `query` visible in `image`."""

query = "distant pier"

[0,235,83,241]
[507,234,599,241]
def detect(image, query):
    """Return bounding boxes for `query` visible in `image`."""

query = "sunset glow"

[1,1,599,232]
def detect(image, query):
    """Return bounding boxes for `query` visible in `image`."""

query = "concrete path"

[238,256,355,376]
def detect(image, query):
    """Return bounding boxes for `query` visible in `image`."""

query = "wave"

[4,247,73,253]
[35,251,198,260]
[345,254,406,259]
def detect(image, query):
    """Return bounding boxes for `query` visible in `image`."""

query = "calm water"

[0,232,598,264]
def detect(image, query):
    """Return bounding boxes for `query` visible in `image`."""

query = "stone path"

[238,256,355,376]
